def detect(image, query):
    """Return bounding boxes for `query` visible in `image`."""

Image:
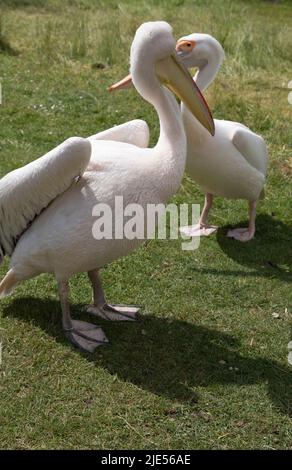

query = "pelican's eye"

[176,39,196,53]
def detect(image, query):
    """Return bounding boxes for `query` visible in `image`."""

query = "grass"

[0,0,292,450]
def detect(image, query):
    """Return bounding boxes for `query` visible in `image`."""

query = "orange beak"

[108,52,215,136]
[108,74,133,92]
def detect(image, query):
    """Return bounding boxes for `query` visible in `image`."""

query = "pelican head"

[109,22,215,136]
[175,33,225,92]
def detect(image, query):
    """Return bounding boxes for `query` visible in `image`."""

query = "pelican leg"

[227,200,257,242]
[179,193,218,237]
[85,270,140,321]
[58,280,109,353]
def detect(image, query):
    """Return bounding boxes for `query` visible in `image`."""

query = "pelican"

[0,22,214,353]
[175,33,268,241]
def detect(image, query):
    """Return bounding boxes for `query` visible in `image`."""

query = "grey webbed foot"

[85,303,140,321]
[64,319,109,353]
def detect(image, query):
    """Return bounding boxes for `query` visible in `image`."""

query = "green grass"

[0,0,292,450]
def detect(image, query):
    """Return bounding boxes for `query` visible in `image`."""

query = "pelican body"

[0,22,213,352]
[177,33,268,241]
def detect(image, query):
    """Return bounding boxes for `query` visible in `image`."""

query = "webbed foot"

[85,303,140,321]
[64,319,109,353]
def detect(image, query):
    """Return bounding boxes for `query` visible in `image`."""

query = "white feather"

[0,137,91,259]
[88,119,150,148]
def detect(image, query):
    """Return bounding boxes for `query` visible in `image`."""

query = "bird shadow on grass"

[219,214,292,281]
[195,214,292,282]
[3,296,292,416]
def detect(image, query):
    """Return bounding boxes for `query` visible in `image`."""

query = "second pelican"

[176,33,268,242]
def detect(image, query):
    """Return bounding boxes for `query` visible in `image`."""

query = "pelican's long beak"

[108,52,214,136]
[108,74,133,92]
[155,52,214,136]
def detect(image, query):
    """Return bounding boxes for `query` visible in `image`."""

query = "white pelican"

[175,33,268,241]
[0,22,214,353]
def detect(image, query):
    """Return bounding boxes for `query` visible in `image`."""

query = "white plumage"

[0,119,149,263]
[177,33,268,242]
[0,137,91,260]
[89,119,150,148]
[0,21,213,352]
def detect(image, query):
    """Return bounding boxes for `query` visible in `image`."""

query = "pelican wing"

[231,127,268,177]
[0,137,91,260]
[88,119,150,148]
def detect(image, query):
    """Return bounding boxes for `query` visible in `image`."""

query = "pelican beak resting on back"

[175,33,268,242]
[0,22,213,353]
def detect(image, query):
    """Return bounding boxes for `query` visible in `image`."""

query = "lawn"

[0,0,292,450]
